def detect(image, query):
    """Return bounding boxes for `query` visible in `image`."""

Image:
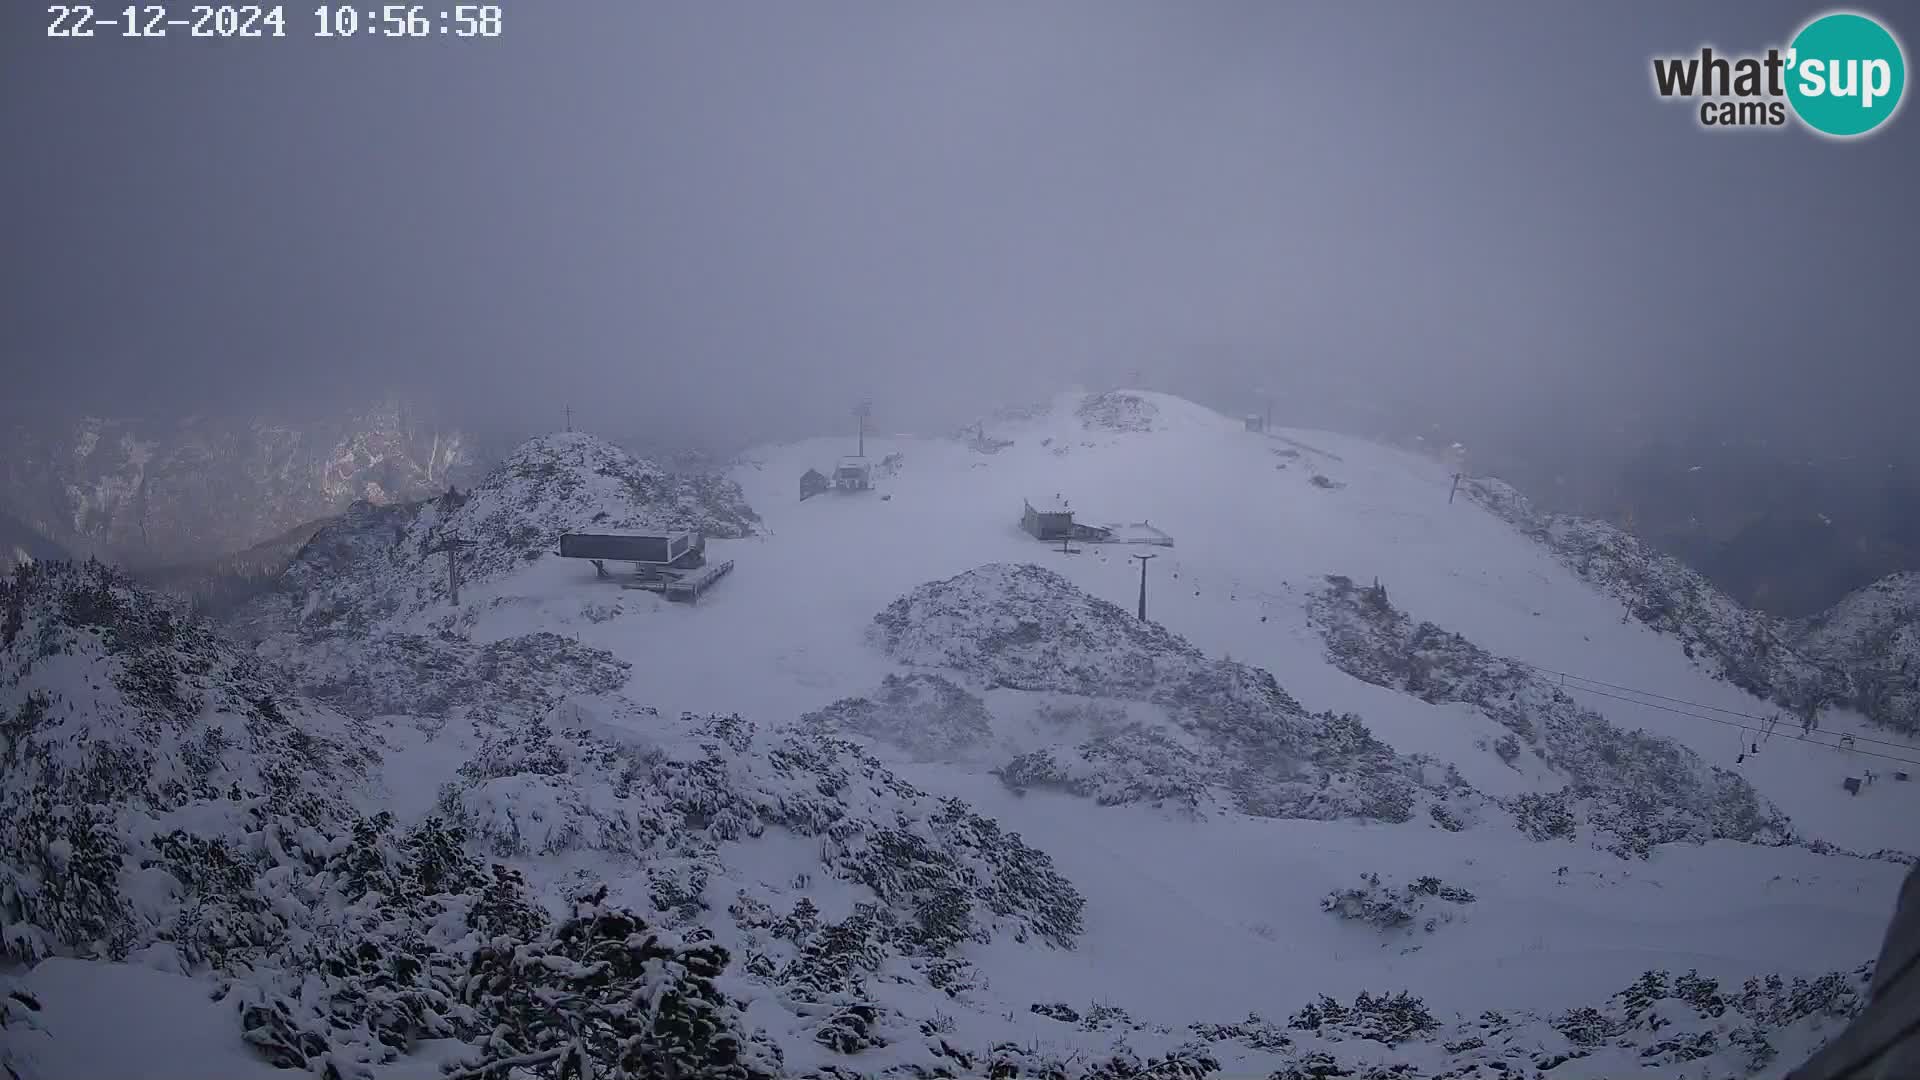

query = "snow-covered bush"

[959,956,1876,1080]
[0,560,768,1079]
[212,812,781,1080]
[438,709,1086,956]
[1287,990,1440,1047]
[998,724,1210,810]
[269,628,632,726]
[446,883,781,1080]
[0,559,374,964]
[1184,1013,1295,1054]
[801,673,993,761]
[1542,966,1868,1076]
[977,1043,1221,1080]
[222,813,533,1076]
[1320,873,1477,934]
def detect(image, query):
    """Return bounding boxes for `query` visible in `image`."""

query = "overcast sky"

[3,2,1914,456]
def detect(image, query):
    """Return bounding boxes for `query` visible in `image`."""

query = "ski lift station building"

[834,457,873,491]
[1021,497,1074,540]
[555,530,734,603]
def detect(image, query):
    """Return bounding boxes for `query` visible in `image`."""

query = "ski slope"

[440,391,1915,844]
[376,391,1914,1014]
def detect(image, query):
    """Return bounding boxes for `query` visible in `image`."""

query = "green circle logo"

[1786,12,1906,137]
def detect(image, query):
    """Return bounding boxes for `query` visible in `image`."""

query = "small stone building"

[1021,497,1074,540]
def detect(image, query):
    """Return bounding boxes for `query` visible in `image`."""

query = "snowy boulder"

[1320,871,1477,935]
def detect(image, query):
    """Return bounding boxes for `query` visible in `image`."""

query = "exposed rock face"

[0,399,481,569]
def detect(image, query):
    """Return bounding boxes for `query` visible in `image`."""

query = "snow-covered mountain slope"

[0,559,387,1077]
[1459,476,1833,707]
[1794,572,1920,737]
[0,398,479,569]
[1463,476,1920,739]
[1303,575,1792,859]
[132,513,338,618]
[0,510,66,571]
[8,391,1919,1080]
[2,564,1086,1080]
[0,557,378,946]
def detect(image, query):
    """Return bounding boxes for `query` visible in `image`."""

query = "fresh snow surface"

[557,391,1914,849]
[12,959,288,1080]
[422,397,1906,964]
[11,389,1918,1078]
